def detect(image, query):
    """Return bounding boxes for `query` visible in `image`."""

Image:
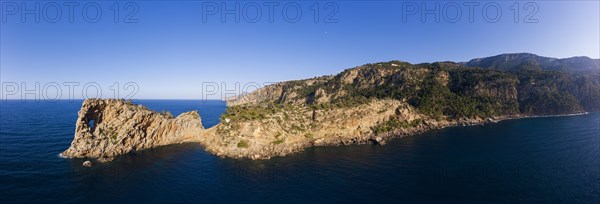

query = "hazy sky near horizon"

[1,0,599,99]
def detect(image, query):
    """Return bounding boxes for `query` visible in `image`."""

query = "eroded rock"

[61,99,204,159]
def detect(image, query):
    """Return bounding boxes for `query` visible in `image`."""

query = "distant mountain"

[465,53,600,73]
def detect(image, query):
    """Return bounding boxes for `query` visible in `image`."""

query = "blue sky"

[1,0,599,99]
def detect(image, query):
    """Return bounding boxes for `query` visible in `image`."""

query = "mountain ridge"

[464,53,600,73]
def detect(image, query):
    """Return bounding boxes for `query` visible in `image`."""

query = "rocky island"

[61,53,600,161]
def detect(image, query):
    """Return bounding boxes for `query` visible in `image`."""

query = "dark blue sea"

[0,100,598,203]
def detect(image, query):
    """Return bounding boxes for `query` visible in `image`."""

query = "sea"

[0,100,598,203]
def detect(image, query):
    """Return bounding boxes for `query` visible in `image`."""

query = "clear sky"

[1,0,599,99]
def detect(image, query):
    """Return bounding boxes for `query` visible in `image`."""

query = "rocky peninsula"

[61,54,600,161]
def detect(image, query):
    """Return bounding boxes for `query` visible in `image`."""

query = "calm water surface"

[0,100,598,203]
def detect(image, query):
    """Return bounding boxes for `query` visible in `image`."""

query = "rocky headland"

[61,53,600,161]
[61,99,204,161]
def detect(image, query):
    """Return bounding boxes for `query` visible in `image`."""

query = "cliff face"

[61,99,204,159]
[226,76,334,107]
[62,58,600,161]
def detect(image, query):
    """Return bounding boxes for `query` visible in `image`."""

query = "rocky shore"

[61,99,530,161]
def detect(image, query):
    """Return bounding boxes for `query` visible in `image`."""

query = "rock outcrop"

[61,99,204,159]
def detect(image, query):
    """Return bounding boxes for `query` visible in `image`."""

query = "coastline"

[60,99,594,162]
[60,98,596,162]
[188,111,593,160]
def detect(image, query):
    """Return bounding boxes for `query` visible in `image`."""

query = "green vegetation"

[123,99,134,105]
[160,110,174,119]
[304,133,314,139]
[290,124,305,132]
[514,70,588,114]
[270,139,284,145]
[371,117,422,135]
[237,140,249,148]
[278,62,597,117]
[221,104,284,122]
[285,64,520,117]
[101,126,119,145]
